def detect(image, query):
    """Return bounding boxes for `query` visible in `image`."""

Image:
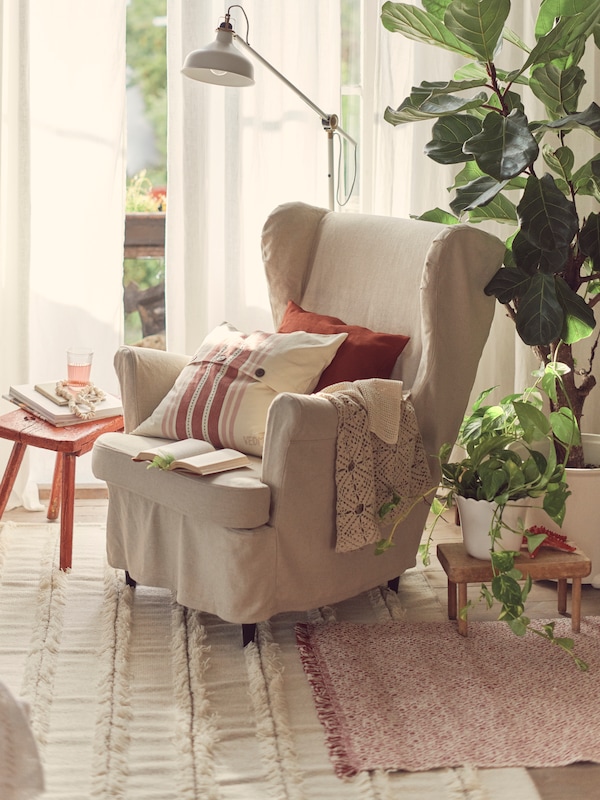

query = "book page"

[134,438,216,462]
[171,448,249,473]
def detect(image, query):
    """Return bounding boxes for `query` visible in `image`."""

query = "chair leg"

[242,623,257,646]
[387,576,400,593]
[125,571,137,588]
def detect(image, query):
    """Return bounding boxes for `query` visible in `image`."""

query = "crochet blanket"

[320,380,433,553]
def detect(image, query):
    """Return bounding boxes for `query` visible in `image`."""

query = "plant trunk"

[543,343,596,469]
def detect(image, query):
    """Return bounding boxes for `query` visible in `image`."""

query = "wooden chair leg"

[242,623,257,646]
[59,453,76,571]
[0,442,27,518]
[125,571,137,588]
[48,453,63,520]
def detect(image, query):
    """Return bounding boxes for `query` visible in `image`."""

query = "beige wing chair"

[92,201,505,643]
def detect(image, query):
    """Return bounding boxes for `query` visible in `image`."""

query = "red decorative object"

[524,525,577,558]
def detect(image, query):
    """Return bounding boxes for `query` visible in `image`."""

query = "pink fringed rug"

[295,617,600,778]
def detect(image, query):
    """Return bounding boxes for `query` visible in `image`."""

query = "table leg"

[48,453,63,521]
[0,442,27,517]
[457,582,468,637]
[447,579,457,620]
[557,578,567,616]
[571,577,582,633]
[59,453,76,570]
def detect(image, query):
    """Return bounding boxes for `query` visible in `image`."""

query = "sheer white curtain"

[0,0,126,508]
[166,0,341,352]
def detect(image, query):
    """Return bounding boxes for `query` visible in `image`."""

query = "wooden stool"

[437,541,591,635]
[0,409,123,570]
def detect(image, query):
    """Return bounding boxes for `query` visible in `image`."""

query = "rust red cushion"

[277,301,410,391]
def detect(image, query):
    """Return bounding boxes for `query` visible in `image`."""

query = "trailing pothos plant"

[382,0,600,468]
[377,363,588,669]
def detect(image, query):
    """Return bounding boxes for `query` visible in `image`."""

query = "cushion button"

[255,368,265,377]
[214,355,226,362]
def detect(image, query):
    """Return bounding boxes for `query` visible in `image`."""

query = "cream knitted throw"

[320,380,433,553]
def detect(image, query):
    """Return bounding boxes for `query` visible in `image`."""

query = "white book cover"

[6,383,123,427]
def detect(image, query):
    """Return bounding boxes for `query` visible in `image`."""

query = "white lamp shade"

[181,28,255,87]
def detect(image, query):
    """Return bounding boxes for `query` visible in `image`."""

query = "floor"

[3,491,600,800]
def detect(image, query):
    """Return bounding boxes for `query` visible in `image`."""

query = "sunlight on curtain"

[167,0,341,352]
[0,0,38,509]
[0,0,126,502]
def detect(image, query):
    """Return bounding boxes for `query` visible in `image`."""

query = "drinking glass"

[66,347,93,389]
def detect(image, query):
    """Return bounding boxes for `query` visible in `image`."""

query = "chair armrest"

[114,346,189,432]
[261,392,339,519]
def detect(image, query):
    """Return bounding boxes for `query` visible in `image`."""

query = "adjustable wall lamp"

[181,4,357,210]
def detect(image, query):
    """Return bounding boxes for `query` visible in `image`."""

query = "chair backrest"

[261,201,506,459]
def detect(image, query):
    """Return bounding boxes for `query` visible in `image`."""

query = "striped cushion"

[133,322,347,456]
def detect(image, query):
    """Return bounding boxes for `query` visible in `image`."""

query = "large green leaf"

[425,114,482,164]
[509,12,600,80]
[543,102,600,134]
[484,266,530,304]
[512,231,544,275]
[515,272,564,345]
[417,208,460,224]
[535,0,600,38]
[517,174,579,252]
[514,400,551,439]
[462,109,539,181]
[384,83,488,125]
[381,2,479,57]
[580,212,600,270]
[529,64,585,118]
[423,0,453,19]
[555,277,596,343]
[444,0,510,63]
[549,406,581,447]
[468,192,518,224]
[450,175,509,214]
[573,156,600,199]
[542,145,574,183]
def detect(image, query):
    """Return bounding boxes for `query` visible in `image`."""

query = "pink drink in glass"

[66,347,93,389]
[67,362,92,387]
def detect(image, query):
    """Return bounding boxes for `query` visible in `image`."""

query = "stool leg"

[557,578,567,616]
[59,453,76,571]
[457,582,468,636]
[48,453,63,521]
[0,442,27,517]
[447,579,457,620]
[571,577,582,633]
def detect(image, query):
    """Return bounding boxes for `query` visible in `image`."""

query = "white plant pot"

[456,496,524,561]
[525,433,600,587]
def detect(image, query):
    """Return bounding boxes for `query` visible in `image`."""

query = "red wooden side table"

[0,409,123,570]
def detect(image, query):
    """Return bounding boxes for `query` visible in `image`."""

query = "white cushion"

[133,322,346,455]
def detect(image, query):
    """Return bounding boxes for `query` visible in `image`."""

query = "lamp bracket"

[322,114,338,133]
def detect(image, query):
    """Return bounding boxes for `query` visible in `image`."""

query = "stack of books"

[5,382,123,427]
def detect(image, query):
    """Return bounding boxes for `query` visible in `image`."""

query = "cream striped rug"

[0,522,541,800]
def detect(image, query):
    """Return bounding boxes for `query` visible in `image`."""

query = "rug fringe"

[294,623,357,781]
[445,765,489,800]
[90,566,133,799]
[245,621,306,798]
[170,603,222,800]
[0,521,14,582]
[20,526,68,751]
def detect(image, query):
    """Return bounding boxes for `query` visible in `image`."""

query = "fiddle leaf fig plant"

[382,0,600,468]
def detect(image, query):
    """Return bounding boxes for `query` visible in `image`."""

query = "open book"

[133,439,251,476]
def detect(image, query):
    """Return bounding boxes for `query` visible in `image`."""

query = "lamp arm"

[234,36,357,147]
